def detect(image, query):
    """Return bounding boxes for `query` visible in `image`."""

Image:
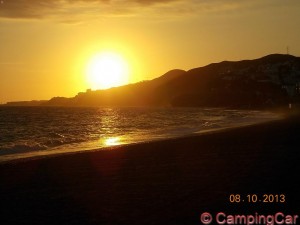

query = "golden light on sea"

[104,137,121,146]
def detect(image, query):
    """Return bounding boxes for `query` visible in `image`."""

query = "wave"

[0,107,281,161]
[0,143,48,156]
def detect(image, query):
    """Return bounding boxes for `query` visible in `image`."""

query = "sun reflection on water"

[104,137,121,146]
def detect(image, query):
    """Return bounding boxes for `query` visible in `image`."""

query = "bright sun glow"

[86,52,130,90]
[104,137,121,146]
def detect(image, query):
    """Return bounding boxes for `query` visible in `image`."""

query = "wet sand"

[1,112,300,225]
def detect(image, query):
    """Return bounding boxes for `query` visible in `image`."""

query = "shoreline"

[0,114,283,164]
[1,111,299,225]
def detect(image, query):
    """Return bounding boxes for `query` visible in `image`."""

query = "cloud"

[0,0,298,21]
[0,0,181,19]
[131,0,178,5]
[0,0,59,19]
[0,0,109,19]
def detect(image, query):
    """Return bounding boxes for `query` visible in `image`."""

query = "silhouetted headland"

[2,100,47,107]
[3,54,300,109]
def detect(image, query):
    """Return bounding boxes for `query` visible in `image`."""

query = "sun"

[86,52,130,90]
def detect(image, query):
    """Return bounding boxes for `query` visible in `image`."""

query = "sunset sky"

[1,0,300,103]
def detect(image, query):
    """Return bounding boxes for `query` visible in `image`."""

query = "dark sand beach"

[1,112,300,225]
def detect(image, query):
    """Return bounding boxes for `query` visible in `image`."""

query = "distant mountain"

[45,69,186,107]
[13,54,300,109]
[3,100,47,107]
[161,54,300,108]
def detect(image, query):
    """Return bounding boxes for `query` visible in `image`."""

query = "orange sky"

[1,0,300,103]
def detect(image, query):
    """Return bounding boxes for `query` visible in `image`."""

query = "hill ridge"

[4,54,300,109]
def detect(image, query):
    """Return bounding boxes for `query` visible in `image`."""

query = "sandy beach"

[1,112,300,225]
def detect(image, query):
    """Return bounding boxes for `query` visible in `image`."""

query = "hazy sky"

[1,0,300,102]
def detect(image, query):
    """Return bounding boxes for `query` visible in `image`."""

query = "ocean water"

[0,106,279,162]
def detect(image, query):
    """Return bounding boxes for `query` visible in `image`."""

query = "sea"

[0,106,280,162]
